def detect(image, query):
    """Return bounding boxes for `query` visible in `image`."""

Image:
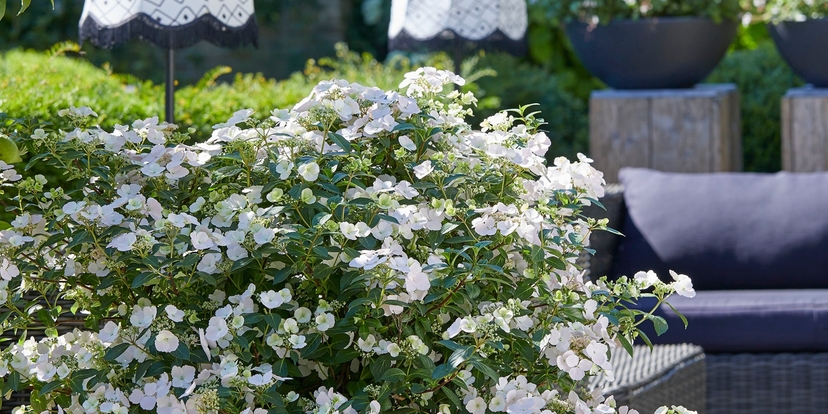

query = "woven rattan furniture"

[585,181,828,414]
[706,353,828,414]
[590,344,706,414]
[1,297,87,413]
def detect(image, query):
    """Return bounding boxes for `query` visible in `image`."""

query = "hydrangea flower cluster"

[0,68,694,414]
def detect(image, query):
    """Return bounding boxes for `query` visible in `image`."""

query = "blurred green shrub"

[1,43,586,162]
[0,44,421,137]
[0,0,313,83]
[706,42,803,172]
[0,47,163,129]
[536,0,744,23]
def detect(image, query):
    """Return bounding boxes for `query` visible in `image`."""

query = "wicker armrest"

[589,344,707,414]
[581,184,625,281]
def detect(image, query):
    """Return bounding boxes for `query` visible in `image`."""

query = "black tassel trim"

[388,29,527,56]
[79,13,258,50]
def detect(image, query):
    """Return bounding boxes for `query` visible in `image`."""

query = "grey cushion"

[612,168,828,290]
[635,290,828,353]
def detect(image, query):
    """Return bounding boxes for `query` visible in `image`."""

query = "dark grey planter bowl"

[565,17,738,89]
[769,19,828,87]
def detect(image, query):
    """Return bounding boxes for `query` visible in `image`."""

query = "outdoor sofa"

[585,167,828,414]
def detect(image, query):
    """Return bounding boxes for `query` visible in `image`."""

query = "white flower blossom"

[165,305,185,323]
[130,305,157,329]
[413,160,434,179]
[298,162,320,182]
[253,228,276,245]
[107,233,137,252]
[155,329,179,353]
[670,270,696,298]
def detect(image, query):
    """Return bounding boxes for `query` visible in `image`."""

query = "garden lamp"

[79,0,258,123]
[387,0,528,63]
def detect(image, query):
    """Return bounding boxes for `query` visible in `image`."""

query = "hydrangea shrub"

[0,68,694,414]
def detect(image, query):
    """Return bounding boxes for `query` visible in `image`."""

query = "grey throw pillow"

[612,168,828,290]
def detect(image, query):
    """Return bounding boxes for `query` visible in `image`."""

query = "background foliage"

[0,44,585,158]
[706,41,803,172]
[0,0,810,174]
[536,0,745,23]
[752,0,828,21]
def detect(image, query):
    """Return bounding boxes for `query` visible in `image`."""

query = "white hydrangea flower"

[0,259,19,281]
[288,335,307,349]
[165,305,185,323]
[205,316,229,341]
[155,330,179,353]
[171,365,196,389]
[99,321,120,342]
[197,253,221,274]
[190,231,214,250]
[357,335,377,352]
[141,162,166,177]
[300,188,317,204]
[670,270,696,298]
[294,308,312,324]
[413,160,434,179]
[298,162,320,182]
[315,313,335,332]
[107,233,137,252]
[635,270,661,289]
[398,135,416,151]
[556,350,593,381]
[253,228,276,245]
[129,305,157,329]
[394,181,418,199]
[260,289,288,309]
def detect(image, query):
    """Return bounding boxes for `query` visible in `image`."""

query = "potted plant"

[0,69,694,413]
[538,0,743,89]
[758,1,828,87]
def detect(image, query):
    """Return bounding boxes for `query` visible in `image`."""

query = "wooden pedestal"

[590,85,742,183]
[782,88,828,172]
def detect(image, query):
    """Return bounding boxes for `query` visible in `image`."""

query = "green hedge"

[0,45,420,139]
[0,48,162,127]
[706,42,803,172]
[0,44,587,160]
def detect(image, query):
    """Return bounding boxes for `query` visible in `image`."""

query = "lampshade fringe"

[79,13,259,50]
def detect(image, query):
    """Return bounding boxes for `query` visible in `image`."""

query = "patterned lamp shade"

[388,0,528,56]
[79,0,258,50]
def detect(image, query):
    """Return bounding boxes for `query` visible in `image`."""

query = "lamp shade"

[79,0,258,50]
[388,0,527,55]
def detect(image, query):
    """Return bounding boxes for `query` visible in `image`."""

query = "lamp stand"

[165,47,175,124]
[452,42,463,75]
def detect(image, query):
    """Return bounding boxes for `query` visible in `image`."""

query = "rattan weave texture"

[1,298,87,413]
[590,344,706,414]
[706,353,828,414]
